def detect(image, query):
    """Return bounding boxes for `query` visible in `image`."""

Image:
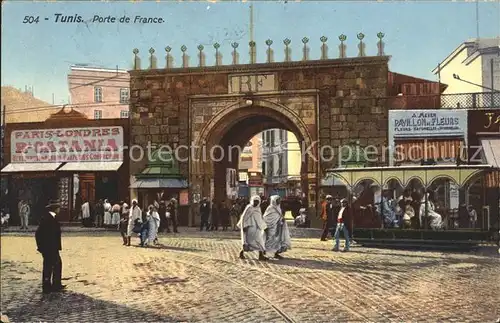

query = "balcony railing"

[388,92,500,110]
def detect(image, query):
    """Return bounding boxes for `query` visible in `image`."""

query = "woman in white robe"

[111,203,121,227]
[419,193,443,230]
[103,199,112,226]
[147,205,161,245]
[263,195,292,259]
[237,195,268,261]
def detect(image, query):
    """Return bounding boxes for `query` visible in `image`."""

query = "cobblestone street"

[1,229,499,322]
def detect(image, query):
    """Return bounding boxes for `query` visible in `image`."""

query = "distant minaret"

[476,0,480,40]
[250,3,254,43]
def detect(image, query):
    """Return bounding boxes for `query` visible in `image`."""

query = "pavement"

[1,228,499,322]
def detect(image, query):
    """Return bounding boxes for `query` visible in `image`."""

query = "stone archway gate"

[129,39,390,222]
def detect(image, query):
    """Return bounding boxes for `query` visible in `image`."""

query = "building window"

[120,110,129,118]
[94,87,103,103]
[120,88,129,104]
[94,110,102,120]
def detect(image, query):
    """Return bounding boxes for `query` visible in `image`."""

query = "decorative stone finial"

[149,47,157,69]
[320,36,328,60]
[357,32,366,57]
[231,42,239,65]
[283,38,291,62]
[214,42,222,66]
[302,37,309,61]
[181,45,188,68]
[133,48,141,70]
[265,39,274,63]
[338,34,347,58]
[249,41,256,64]
[377,32,385,56]
[197,45,205,67]
[165,46,173,68]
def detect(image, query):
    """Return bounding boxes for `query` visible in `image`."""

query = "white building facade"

[433,38,500,108]
[261,129,301,197]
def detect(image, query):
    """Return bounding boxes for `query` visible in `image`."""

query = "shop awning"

[1,162,63,173]
[323,164,492,188]
[129,178,188,189]
[480,138,500,169]
[58,162,123,172]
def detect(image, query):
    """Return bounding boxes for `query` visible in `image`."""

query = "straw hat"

[45,200,61,209]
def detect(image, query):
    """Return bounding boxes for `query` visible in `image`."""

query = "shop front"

[467,109,500,229]
[129,149,189,226]
[0,108,129,224]
[322,164,494,244]
[248,172,264,197]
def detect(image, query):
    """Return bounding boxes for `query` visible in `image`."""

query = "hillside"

[1,86,60,123]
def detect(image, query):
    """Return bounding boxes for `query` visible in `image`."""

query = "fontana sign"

[11,126,124,162]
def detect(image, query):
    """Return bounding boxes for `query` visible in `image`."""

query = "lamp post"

[452,74,499,93]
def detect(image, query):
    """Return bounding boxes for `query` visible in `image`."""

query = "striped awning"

[1,162,62,173]
[394,138,463,161]
[480,138,500,169]
[129,178,188,189]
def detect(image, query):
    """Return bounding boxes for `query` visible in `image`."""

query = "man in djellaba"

[263,195,291,260]
[237,195,268,261]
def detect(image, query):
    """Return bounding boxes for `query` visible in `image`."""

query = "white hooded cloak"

[237,195,267,252]
[263,195,292,254]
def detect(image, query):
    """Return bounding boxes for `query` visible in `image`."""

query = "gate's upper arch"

[193,98,315,160]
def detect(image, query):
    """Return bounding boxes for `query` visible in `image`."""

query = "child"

[294,208,308,228]
[402,200,414,229]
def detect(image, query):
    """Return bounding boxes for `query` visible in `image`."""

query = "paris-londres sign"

[11,126,124,162]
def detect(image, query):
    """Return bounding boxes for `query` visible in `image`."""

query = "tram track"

[156,246,370,322]
[158,251,298,323]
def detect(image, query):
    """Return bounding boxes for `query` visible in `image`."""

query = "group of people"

[376,189,444,230]
[320,189,453,237]
[237,195,292,261]
[121,198,179,247]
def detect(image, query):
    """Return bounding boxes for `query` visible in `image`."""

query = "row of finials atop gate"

[132,32,387,69]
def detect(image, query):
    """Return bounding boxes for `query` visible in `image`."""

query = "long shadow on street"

[1,261,178,322]
[3,290,177,322]
[267,255,452,274]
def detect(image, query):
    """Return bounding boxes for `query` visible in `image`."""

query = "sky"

[2,0,500,105]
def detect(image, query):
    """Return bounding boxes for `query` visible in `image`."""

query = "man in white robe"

[127,199,142,246]
[81,200,91,227]
[237,195,268,261]
[263,195,291,259]
[103,199,112,226]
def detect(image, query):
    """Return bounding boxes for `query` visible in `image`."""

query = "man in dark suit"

[35,200,65,294]
[199,198,210,231]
